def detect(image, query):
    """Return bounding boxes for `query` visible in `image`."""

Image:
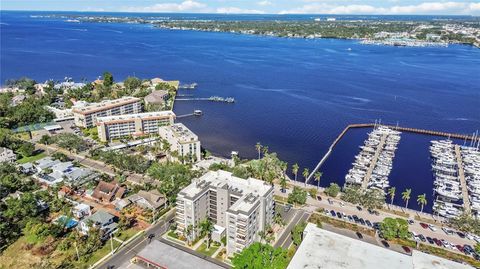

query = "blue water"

[2,11,480,212]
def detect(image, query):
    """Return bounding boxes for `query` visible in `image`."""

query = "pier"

[361,133,387,189]
[175,96,235,103]
[307,123,478,182]
[455,145,471,214]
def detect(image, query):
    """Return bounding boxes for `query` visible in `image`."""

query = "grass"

[168,230,179,239]
[17,152,46,164]
[274,195,288,204]
[196,242,219,257]
[418,243,480,268]
[116,227,139,242]
[71,240,122,269]
[0,236,42,268]
[381,207,410,218]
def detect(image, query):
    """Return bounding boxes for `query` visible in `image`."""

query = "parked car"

[442,227,453,235]
[348,215,354,222]
[456,245,464,252]
[407,219,414,225]
[359,218,366,226]
[426,237,434,244]
[365,220,372,227]
[457,231,466,238]
[330,210,336,217]
[418,234,426,242]
[336,212,342,219]
[428,224,437,231]
[402,246,411,254]
[356,232,363,239]
[381,240,390,248]
[420,223,429,229]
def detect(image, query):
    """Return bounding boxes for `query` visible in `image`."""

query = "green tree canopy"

[379,217,410,240]
[324,183,341,197]
[288,186,307,205]
[232,242,289,269]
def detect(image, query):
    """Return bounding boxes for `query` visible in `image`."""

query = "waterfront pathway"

[361,133,387,189]
[454,145,471,214]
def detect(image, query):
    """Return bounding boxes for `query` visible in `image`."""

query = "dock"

[175,96,235,103]
[454,145,471,214]
[307,123,478,181]
[361,133,387,189]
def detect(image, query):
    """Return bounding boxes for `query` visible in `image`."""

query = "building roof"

[144,90,168,104]
[44,124,63,131]
[96,111,175,124]
[0,147,14,155]
[287,223,473,269]
[160,123,198,144]
[35,157,61,169]
[84,210,115,225]
[92,181,125,202]
[180,170,272,215]
[72,96,140,115]
[122,240,225,269]
[128,190,166,210]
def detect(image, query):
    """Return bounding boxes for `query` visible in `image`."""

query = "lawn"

[116,227,140,242]
[196,242,219,257]
[71,240,122,269]
[17,152,46,164]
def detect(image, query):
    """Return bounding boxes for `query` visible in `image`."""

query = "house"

[144,90,169,106]
[0,147,16,163]
[72,203,92,219]
[92,181,125,203]
[19,162,35,174]
[34,158,96,186]
[121,190,166,211]
[78,210,117,239]
[11,94,26,106]
[34,157,61,173]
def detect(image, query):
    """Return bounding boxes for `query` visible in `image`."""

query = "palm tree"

[185,224,194,246]
[292,163,299,183]
[402,188,411,209]
[199,219,214,248]
[314,171,322,190]
[302,168,309,187]
[262,145,269,156]
[255,142,262,160]
[417,194,427,213]
[280,162,288,192]
[388,187,396,206]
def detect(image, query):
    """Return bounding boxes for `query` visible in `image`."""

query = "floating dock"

[455,145,471,214]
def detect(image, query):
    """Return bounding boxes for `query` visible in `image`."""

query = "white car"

[466,233,475,240]
[428,224,437,231]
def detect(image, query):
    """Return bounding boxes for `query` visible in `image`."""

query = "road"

[97,210,176,269]
[274,184,478,249]
[274,210,310,249]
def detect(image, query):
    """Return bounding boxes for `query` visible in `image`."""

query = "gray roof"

[85,210,115,225]
[35,157,61,169]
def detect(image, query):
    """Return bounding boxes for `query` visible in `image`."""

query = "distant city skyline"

[1,0,480,15]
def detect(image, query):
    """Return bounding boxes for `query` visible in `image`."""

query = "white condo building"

[72,97,142,128]
[175,170,274,256]
[96,111,175,142]
[158,123,201,162]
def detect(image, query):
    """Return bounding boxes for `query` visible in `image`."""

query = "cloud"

[257,0,272,6]
[123,1,207,13]
[279,1,480,15]
[216,7,265,14]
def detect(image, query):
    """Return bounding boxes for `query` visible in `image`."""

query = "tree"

[291,222,307,247]
[273,213,285,227]
[124,76,141,92]
[314,171,322,190]
[17,142,35,157]
[103,72,114,87]
[292,163,299,183]
[379,218,410,240]
[288,186,307,205]
[255,142,262,160]
[302,168,309,187]
[388,187,396,206]
[231,242,289,269]
[279,162,287,192]
[308,188,318,199]
[39,134,53,145]
[417,194,427,213]
[402,189,411,209]
[324,183,340,197]
[199,219,214,248]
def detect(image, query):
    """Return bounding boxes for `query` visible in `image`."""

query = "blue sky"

[1,0,480,15]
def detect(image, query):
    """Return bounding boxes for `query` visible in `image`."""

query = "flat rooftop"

[118,240,225,269]
[164,123,198,143]
[72,96,140,114]
[96,111,175,123]
[287,223,473,269]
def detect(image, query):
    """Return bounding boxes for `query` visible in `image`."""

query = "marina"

[345,125,401,192]
[430,140,480,218]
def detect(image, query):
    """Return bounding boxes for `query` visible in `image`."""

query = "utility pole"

[110,233,114,254]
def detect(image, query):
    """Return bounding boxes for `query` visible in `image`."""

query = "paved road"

[274,184,477,250]
[97,210,176,269]
[274,209,310,249]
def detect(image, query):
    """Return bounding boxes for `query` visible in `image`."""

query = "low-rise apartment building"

[96,111,175,142]
[72,96,142,128]
[176,170,274,256]
[158,123,201,162]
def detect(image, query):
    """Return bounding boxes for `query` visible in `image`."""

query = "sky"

[1,0,480,15]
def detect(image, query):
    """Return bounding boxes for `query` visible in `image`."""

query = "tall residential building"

[96,111,175,142]
[72,97,142,128]
[176,170,274,256]
[158,123,201,162]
